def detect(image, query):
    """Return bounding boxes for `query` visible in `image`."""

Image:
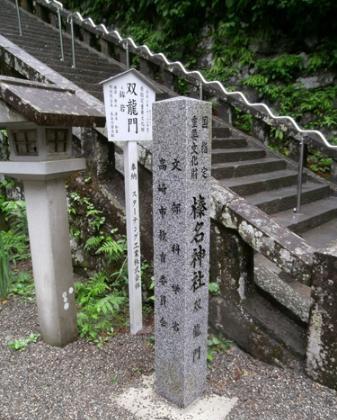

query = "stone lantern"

[0,77,105,346]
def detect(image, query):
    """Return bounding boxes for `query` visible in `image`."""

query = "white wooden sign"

[101,69,156,335]
[101,69,156,142]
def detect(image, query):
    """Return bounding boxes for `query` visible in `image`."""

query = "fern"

[75,271,127,345]
[96,238,126,262]
[84,235,105,252]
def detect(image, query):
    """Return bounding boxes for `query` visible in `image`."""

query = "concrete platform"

[114,375,237,420]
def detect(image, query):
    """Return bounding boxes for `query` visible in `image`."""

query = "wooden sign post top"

[100,68,157,142]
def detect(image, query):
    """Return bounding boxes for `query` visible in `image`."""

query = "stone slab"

[0,158,86,180]
[114,375,237,420]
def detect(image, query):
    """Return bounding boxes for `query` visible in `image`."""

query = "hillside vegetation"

[64,0,337,173]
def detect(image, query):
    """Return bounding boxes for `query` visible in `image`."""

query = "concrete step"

[274,196,337,234]
[247,182,330,214]
[301,217,337,249]
[212,137,248,149]
[45,64,119,79]
[211,157,287,179]
[1,28,64,42]
[213,127,232,138]
[219,169,299,196]
[212,147,265,164]
[58,71,114,85]
[48,61,120,74]
[10,44,110,66]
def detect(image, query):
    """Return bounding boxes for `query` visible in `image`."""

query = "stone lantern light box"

[0,76,105,172]
[0,76,105,347]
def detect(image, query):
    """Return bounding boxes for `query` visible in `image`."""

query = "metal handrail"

[20,0,337,213]
[15,0,22,36]
[55,2,64,61]
[37,1,337,153]
[67,13,76,68]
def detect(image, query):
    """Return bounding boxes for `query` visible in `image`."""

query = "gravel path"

[1,296,337,419]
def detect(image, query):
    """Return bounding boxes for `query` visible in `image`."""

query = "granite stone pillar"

[153,97,212,407]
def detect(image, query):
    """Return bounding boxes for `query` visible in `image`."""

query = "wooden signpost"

[101,69,156,334]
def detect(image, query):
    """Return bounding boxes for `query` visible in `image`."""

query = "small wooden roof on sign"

[0,76,105,127]
[100,68,163,94]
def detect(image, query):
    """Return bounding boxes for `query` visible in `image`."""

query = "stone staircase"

[1,1,336,252]
[211,126,337,251]
[1,0,337,368]
[0,5,120,99]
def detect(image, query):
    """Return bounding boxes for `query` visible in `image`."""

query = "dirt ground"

[1,296,337,419]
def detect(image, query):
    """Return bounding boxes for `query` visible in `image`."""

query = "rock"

[297,73,335,90]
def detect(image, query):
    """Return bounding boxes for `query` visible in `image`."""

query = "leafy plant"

[307,150,333,174]
[9,271,35,299]
[208,282,220,296]
[256,54,304,82]
[207,335,232,363]
[75,271,127,346]
[7,333,40,351]
[96,236,126,264]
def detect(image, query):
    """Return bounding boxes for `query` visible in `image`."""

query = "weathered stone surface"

[153,97,212,407]
[210,222,254,305]
[209,222,305,368]
[306,246,337,389]
[297,73,335,90]
[254,262,312,323]
[211,181,314,284]
[0,76,105,127]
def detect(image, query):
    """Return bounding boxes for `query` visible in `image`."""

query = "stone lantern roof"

[0,76,105,127]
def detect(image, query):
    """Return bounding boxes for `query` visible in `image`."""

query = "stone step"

[274,196,337,234]
[211,147,265,164]
[211,157,286,179]
[212,137,248,149]
[3,35,103,63]
[57,71,113,85]
[254,258,311,323]
[247,182,330,214]
[212,127,232,138]
[0,29,110,61]
[45,63,120,78]
[10,44,110,66]
[219,169,299,196]
[301,217,337,249]
[48,61,120,74]
[1,27,65,42]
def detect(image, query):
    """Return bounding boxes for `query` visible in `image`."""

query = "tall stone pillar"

[153,97,212,407]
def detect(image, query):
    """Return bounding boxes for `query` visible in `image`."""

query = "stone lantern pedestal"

[0,77,105,346]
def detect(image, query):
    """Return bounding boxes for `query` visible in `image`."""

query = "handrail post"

[294,139,305,213]
[57,6,64,62]
[15,0,23,36]
[199,80,203,100]
[69,14,76,68]
[124,41,130,69]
